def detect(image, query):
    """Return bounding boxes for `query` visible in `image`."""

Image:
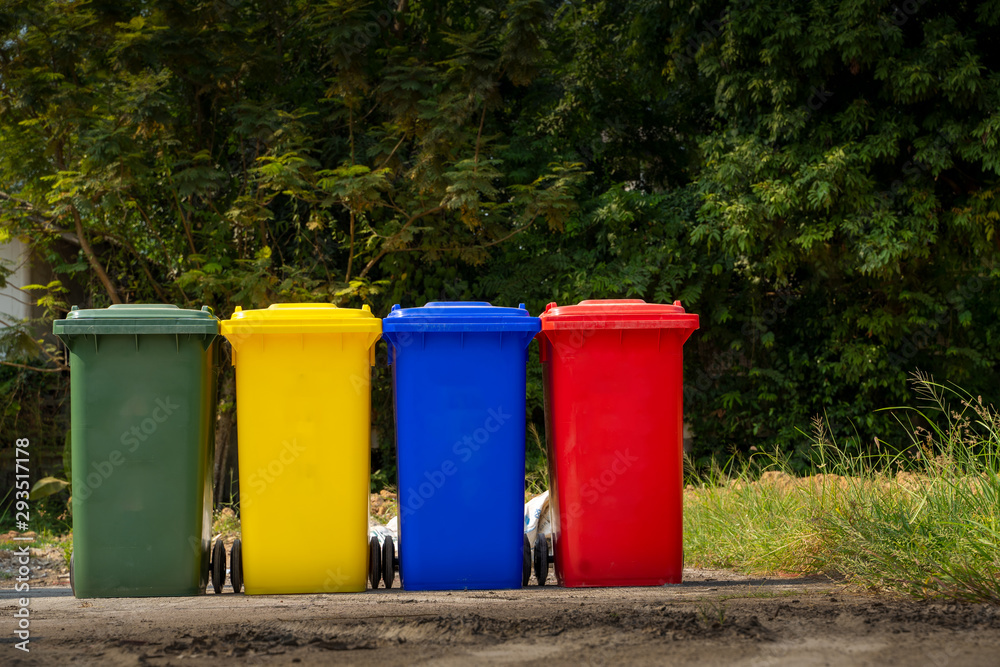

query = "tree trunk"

[213,365,238,507]
[71,205,121,304]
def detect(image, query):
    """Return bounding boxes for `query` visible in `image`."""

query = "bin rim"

[538,299,699,331]
[382,301,542,333]
[53,303,219,336]
[220,302,382,336]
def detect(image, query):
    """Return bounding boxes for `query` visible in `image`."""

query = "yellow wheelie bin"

[221,303,381,594]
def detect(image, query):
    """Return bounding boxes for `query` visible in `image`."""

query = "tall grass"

[684,374,1000,603]
[525,422,549,498]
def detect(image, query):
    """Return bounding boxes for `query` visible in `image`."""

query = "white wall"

[0,237,32,326]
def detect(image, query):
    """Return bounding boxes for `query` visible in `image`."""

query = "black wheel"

[534,536,549,586]
[522,535,531,586]
[230,538,243,594]
[69,552,75,597]
[382,535,396,589]
[211,539,226,594]
[369,536,382,589]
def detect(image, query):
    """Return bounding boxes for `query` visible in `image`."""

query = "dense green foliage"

[673,0,1000,463]
[2,0,999,497]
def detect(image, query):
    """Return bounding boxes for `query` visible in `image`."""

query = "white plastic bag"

[524,491,551,548]
[369,516,398,554]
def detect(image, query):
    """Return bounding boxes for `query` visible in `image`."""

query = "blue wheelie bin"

[382,302,541,590]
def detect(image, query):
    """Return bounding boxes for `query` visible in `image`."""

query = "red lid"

[539,299,699,330]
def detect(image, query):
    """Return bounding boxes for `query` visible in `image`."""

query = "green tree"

[4,0,1000,498]
[472,0,1000,465]
[666,0,1000,461]
[0,0,585,498]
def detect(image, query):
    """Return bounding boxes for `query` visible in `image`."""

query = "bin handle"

[201,305,215,316]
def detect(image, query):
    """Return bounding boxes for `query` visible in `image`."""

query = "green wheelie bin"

[53,304,219,597]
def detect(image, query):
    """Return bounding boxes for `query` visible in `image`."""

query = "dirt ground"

[0,533,71,587]
[3,568,999,666]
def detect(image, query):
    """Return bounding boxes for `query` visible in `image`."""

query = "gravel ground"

[3,568,999,666]
[0,535,70,587]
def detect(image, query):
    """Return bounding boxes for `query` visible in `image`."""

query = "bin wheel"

[69,552,75,597]
[382,535,396,589]
[230,538,243,594]
[522,535,531,586]
[534,535,549,586]
[369,536,382,589]
[211,539,226,594]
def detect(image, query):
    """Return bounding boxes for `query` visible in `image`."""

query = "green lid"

[53,304,219,336]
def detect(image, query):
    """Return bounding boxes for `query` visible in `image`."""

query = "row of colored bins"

[54,299,697,597]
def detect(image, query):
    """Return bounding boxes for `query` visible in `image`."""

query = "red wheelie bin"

[537,299,699,586]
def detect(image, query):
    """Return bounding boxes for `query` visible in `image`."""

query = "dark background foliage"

[2,0,999,514]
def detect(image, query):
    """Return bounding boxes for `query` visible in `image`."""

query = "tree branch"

[473,105,487,172]
[49,141,120,303]
[346,110,357,282]
[71,205,122,304]
[382,213,542,256]
[130,198,182,278]
[357,205,444,279]
[93,231,171,303]
[472,213,541,249]
[0,190,42,211]
[346,210,356,282]
[0,192,83,246]
[377,134,407,171]
[0,190,60,228]
[393,0,409,36]
[163,167,198,256]
[0,360,66,374]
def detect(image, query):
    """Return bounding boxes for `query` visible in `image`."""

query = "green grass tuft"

[685,374,1000,603]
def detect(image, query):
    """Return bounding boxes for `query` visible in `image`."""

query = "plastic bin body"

[53,304,219,598]
[221,303,381,594]
[537,299,698,587]
[383,302,540,590]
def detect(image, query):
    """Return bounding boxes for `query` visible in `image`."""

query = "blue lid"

[382,301,541,333]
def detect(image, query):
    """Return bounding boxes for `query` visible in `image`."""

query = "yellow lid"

[220,303,382,336]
